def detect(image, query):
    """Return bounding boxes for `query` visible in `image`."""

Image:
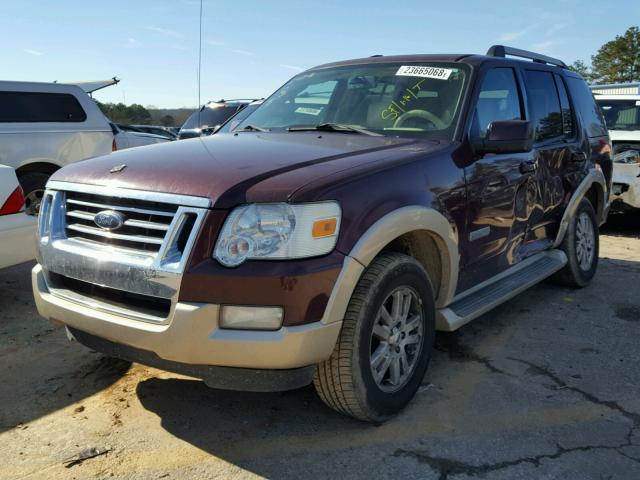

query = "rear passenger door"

[462,67,534,287]
[520,69,578,254]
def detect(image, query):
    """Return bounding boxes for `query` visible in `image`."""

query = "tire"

[552,199,599,287]
[313,252,435,422]
[18,172,51,216]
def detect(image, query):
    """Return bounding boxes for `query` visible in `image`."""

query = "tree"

[567,60,596,82]
[95,101,152,125]
[159,115,175,126]
[591,26,640,84]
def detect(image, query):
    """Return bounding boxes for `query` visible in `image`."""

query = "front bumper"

[33,264,342,371]
[611,163,640,209]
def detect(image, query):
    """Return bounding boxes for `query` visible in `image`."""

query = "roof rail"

[486,45,566,68]
[212,98,257,103]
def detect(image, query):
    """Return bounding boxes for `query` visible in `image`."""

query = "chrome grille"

[63,191,178,253]
[38,181,211,324]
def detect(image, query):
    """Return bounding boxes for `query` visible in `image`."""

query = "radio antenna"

[197,0,203,131]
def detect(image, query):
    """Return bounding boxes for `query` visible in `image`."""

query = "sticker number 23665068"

[396,65,452,80]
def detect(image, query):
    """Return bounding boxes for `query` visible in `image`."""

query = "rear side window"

[0,91,87,123]
[524,70,563,141]
[554,74,574,137]
[566,77,608,138]
[473,68,522,139]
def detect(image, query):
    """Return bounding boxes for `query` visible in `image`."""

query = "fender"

[320,206,459,325]
[553,168,608,248]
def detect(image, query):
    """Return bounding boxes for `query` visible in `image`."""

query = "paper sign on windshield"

[396,66,452,80]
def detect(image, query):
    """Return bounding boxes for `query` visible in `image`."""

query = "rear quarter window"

[0,91,87,123]
[565,77,608,138]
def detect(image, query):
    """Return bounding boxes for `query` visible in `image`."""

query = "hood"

[50,132,441,207]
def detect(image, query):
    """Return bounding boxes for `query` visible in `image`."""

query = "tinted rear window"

[0,91,87,123]
[181,105,242,129]
[565,77,608,137]
[524,70,563,141]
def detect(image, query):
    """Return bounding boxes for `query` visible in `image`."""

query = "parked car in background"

[0,165,35,269]
[215,100,264,134]
[177,99,257,139]
[33,46,611,422]
[130,125,178,140]
[111,123,171,150]
[594,89,640,211]
[0,81,113,215]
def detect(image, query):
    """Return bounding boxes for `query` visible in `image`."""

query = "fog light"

[220,305,283,330]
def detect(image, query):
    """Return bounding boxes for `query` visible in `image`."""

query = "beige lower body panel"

[32,264,342,370]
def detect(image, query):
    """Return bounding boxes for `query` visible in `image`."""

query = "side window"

[0,91,87,123]
[524,70,563,142]
[554,74,574,137]
[566,77,608,138]
[473,68,522,139]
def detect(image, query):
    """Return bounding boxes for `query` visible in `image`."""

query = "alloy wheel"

[369,286,424,392]
[575,211,595,271]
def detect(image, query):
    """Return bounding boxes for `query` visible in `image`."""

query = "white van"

[0,81,114,214]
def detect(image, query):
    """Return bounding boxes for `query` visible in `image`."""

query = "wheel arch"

[321,206,459,325]
[553,168,608,248]
[16,161,61,178]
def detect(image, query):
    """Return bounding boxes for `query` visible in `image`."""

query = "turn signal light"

[0,186,25,216]
[312,217,338,238]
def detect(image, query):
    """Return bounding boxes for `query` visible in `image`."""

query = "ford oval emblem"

[93,210,125,231]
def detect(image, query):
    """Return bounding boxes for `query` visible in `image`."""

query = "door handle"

[519,160,536,173]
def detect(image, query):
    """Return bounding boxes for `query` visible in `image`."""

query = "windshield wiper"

[287,123,381,136]
[236,125,269,132]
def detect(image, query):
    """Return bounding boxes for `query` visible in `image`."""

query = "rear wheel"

[313,252,435,422]
[553,199,599,287]
[18,172,51,216]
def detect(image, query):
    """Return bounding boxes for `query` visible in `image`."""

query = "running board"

[436,250,568,331]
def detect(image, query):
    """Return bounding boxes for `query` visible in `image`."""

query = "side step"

[436,250,568,331]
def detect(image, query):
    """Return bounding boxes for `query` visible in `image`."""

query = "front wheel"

[313,252,435,422]
[553,199,599,287]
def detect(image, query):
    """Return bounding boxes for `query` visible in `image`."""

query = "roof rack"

[486,45,566,68]
[211,98,257,103]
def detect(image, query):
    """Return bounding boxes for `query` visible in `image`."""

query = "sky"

[2,0,639,109]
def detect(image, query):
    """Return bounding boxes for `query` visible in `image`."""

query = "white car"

[0,81,114,215]
[595,93,640,211]
[111,123,171,150]
[0,165,36,269]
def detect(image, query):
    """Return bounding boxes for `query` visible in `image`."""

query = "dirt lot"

[1,214,639,480]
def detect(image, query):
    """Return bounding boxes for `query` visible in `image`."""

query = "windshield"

[181,105,242,130]
[217,103,261,133]
[597,99,640,131]
[236,63,470,140]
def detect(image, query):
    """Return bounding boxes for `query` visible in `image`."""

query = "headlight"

[214,202,341,267]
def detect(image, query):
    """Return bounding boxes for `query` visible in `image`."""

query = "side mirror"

[472,120,533,156]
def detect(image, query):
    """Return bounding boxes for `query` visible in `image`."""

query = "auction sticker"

[295,106,322,115]
[396,65,452,80]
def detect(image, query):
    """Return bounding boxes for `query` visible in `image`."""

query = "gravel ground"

[0,213,639,480]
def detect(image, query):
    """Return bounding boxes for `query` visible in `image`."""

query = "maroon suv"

[33,46,612,422]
